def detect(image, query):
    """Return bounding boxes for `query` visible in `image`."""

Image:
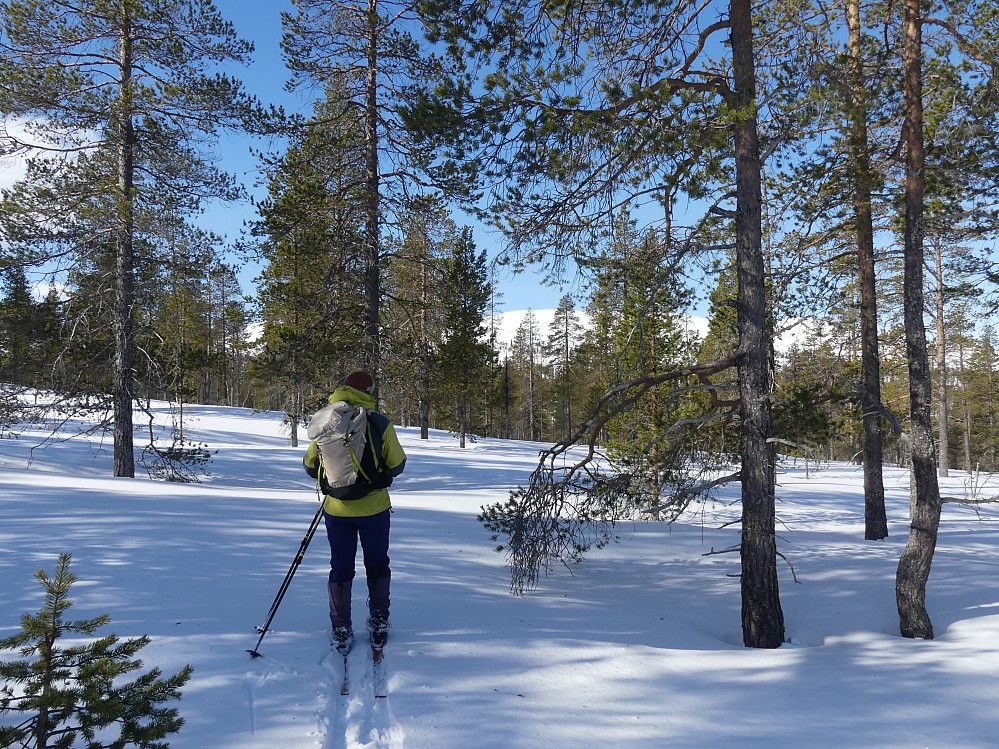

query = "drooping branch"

[549,354,739,478]
[480,354,741,595]
[643,470,742,516]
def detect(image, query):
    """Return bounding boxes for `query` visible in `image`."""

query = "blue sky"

[210,0,570,313]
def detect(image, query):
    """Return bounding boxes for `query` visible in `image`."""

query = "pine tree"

[381,197,453,437]
[896,0,942,641]
[509,310,543,441]
[282,0,469,381]
[545,294,584,443]
[250,89,367,440]
[0,0,258,477]
[436,227,493,448]
[0,553,192,749]
[417,0,786,645]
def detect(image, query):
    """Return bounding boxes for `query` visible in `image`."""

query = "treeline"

[6,213,999,477]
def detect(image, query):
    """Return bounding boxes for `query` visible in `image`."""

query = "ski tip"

[247,649,263,659]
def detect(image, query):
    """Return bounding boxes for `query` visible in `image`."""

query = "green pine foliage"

[380,197,454,437]
[577,224,702,518]
[0,0,259,476]
[249,88,368,427]
[507,310,545,441]
[435,228,495,447]
[544,294,585,443]
[0,554,192,749]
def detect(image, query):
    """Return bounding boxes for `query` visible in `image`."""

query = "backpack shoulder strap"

[366,412,390,473]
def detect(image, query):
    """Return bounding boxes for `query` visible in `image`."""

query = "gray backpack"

[307,401,369,492]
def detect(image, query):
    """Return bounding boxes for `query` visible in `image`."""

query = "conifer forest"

[2,0,999,648]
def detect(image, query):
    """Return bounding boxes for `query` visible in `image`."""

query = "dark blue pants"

[324,510,391,628]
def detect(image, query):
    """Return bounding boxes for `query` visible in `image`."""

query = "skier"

[303,371,407,653]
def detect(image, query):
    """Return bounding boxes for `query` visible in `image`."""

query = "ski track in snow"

[321,648,404,749]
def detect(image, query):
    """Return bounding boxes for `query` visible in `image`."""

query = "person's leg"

[357,510,391,641]
[324,513,359,632]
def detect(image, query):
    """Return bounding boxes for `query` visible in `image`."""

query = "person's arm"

[303,441,321,478]
[381,423,407,477]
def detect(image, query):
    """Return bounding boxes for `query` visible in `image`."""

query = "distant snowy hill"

[486,308,710,353]
[245,309,814,357]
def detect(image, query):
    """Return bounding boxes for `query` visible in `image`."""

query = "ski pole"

[248,499,325,658]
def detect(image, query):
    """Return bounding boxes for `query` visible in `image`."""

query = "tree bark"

[363,0,381,385]
[731,0,784,649]
[959,342,972,474]
[113,9,136,478]
[846,0,888,540]
[934,239,949,476]
[896,0,942,641]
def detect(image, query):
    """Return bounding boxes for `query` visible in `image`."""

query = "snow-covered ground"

[2,401,998,748]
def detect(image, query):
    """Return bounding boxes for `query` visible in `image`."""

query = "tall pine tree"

[0,0,258,476]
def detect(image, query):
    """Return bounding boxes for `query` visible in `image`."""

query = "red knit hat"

[343,371,375,394]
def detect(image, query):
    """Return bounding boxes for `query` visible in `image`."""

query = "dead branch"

[555,355,739,474]
[702,544,740,557]
[941,495,999,505]
[856,380,912,450]
[767,437,817,454]
[776,551,801,584]
[644,471,742,515]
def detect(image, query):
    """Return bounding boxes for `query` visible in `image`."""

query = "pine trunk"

[846,0,888,540]
[960,343,972,474]
[731,0,784,649]
[420,397,431,440]
[934,241,949,477]
[363,0,381,383]
[113,11,136,478]
[896,0,942,641]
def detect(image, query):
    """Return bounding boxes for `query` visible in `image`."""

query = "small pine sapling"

[0,553,193,748]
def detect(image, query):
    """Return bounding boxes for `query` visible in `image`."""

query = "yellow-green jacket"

[303,385,407,517]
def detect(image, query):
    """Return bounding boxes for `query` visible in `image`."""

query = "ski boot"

[367,613,389,648]
[331,625,353,654]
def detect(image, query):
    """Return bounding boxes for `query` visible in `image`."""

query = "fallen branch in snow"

[702,545,740,557]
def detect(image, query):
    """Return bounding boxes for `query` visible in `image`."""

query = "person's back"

[303,371,406,652]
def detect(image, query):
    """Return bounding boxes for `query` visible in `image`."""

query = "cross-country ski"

[372,645,387,699]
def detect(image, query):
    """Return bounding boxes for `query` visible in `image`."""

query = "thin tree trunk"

[896,0,942,641]
[363,0,380,384]
[113,10,136,478]
[419,395,431,440]
[289,389,300,448]
[846,0,888,540]
[419,246,431,439]
[731,0,784,649]
[959,342,971,474]
[934,240,949,476]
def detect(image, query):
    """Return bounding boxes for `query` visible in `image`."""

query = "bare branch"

[643,471,742,515]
